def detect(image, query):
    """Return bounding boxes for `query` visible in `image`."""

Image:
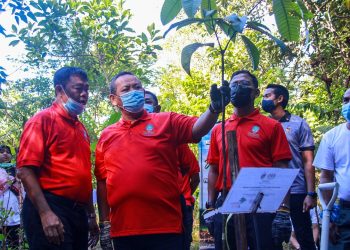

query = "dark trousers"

[113,233,183,250]
[290,194,316,250]
[22,192,88,250]
[213,196,276,250]
[183,205,194,250]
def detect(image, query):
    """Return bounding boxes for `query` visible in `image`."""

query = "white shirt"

[313,123,350,201]
[0,189,21,226]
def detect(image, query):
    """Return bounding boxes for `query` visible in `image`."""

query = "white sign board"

[220,168,298,214]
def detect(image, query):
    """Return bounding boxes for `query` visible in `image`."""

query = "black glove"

[209,81,231,113]
[272,211,292,245]
[99,222,113,250]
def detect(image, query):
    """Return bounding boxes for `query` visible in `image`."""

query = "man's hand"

[209,82,230,113]
[329,222,340,244]
[303,195,316,212]
[99,221,113,250]
[88,216,99,248]
[40,210,65,245]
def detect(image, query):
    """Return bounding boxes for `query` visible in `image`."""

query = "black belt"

[339,199,350,208]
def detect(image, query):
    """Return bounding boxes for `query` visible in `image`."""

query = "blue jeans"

[290,194,316,250]
[329,203,350,250]
[22,192,88,250]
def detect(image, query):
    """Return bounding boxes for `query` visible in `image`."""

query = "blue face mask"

[342,103,350,122]
[61,86,85,115]
[144,104,154,113]
[261,99,276,113]
[120,90,145,113]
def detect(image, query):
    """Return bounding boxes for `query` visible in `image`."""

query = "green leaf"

[181,42,214,76]
[225,14,247,33]
[246,21,270,32]
[241,35,260,70]
[163,18,204,37]
[217,19,236,39]
[201,0,217,35]
[154,45,163,50]
[296,0,313,20]
[141,32,148,42]
[182,0,201,18]
[11,24,17,33]
[272,0,301,41]
[160,0,182,25]
[9,40,20,46]
[27,12,37,22]
[246,21,290,55]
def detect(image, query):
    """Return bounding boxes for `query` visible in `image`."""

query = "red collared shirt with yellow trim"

[207,109,292,192]
[95,111,198,237]
[17,102,92,204]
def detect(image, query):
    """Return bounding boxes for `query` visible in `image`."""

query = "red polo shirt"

[17,102,92,203]
[95,111,198,237]
[207,109,291,191]
[177,144,200,206]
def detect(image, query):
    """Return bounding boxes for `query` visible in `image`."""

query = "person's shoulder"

[323,123,346,138]
[257,113,280,127]
[289,114,304,122]
[100,122,120,137]
[25,106,54,125]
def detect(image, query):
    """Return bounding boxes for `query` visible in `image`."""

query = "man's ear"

[154,105,161,113]
[55,85,63,97]
[109,94,118,106]
[277,95,284,105]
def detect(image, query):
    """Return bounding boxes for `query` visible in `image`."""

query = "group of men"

[14,66,350,250]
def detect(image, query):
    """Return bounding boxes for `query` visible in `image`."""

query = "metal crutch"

[317,182,339,250]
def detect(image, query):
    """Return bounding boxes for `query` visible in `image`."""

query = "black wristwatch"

[206,201,215,209]
[307,192,317,199]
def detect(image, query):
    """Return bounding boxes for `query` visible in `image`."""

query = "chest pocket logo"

[248,125,260,138]
[144,123,155,136]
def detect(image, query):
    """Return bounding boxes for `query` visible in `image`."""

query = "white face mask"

[60,86,85,115]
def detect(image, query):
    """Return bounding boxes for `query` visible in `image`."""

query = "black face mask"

[230,84,253,108]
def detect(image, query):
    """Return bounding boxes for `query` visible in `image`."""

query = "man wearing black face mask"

[262,84,317,250]
[206,70,292,250]
[17,67,99,249]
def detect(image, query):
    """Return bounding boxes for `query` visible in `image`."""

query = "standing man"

[262,84,317,250]
[17,67,99,249]
[95,71,229,250]
[144,90,200,250]
[313,88,350,249]
[206,70,292,250]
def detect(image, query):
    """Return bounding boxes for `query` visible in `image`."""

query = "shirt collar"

[52,101,78,123]
[120,110,151,126]
[229,108,260,122]
[279,111,291,122]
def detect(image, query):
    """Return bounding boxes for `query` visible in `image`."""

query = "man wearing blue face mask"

[262,84,317,250]
[17,67,99,249]
[95,71,230,250]
[313,88,350,249]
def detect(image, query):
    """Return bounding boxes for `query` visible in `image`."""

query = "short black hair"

[53,67,88,88]
[266,84,289,108]
[230,70,259,89]
[109,71,135,94]
[0,145,11,155]
[145,90,159,106]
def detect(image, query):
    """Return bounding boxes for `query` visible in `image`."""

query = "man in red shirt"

[17,67,98,249]
[206,70,292,250]
[95,72,228,250]
[144,90,200,250]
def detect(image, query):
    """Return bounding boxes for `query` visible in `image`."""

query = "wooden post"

[227,130,248,250]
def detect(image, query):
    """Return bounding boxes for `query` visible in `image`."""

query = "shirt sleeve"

[94,135,107,181]
[313,133,334,171]
[271,122,292,162]
[206,125,220,165]
[170,112,198,144]
[16,121,46,168]
[299,119,315,151]
[184,145,200,175]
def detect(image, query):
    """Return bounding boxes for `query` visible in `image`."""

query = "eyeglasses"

[229,80,254,88]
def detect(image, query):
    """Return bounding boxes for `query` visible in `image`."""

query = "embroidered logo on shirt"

[285,127,292,134]
[248,125,260,138]
[144,123,155,136]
